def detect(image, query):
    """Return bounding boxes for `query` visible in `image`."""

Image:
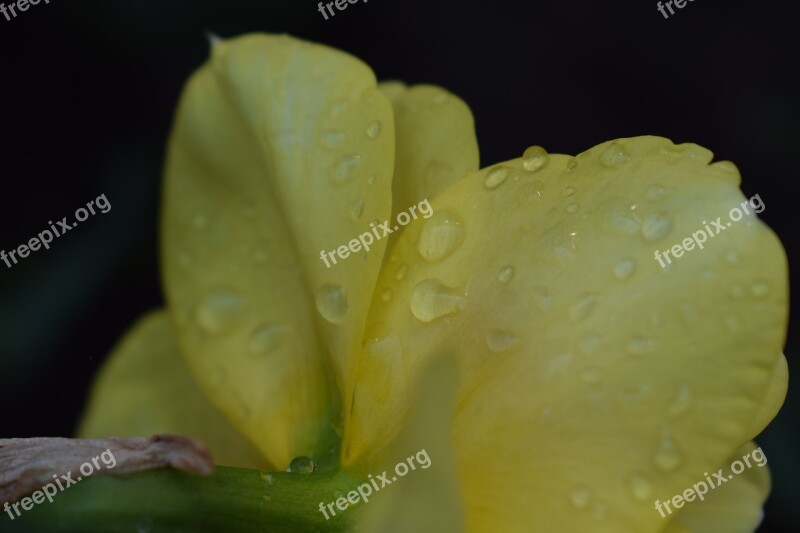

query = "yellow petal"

[748,353,788,436]
[346,136,788,531]
[161,34,395,466]
[663,442,770,533]
[77,310,268,469]
[360,354,464,533]
[378,82,479,222]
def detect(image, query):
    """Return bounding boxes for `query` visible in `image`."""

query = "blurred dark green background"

[0,0,797,530]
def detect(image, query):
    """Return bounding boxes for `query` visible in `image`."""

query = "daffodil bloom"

[61,33,788,532]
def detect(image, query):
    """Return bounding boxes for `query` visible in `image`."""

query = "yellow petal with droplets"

[345,136,788,532]
[77,310,268,469]
[664,441,770,533]
[162,34,394,467]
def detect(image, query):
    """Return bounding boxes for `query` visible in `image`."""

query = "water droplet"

[606,203,641,234]
[522,145,548,172]
[417,210,465,262]
[484,165,513,189]
[667,384,693,417]
[330,154,361,184]
[498,265,515,284]
[641,213,672,242]
[395,264,408,280]
[329,100,348,118]
[516,180,544,205]
[570,487,591,509]
[193,213,208,229]
[248,325,286,355]
[627,335,655,355]
[569,294,595,321]
[315,284,348,324]
[253,241,269,263]
[600,142,631,168]
[409,279,466,322]
[654,433,683,471]
[579,334,603,356]
[566,158,578,173]
[287,456,316,473]
[613,258,636,280]
[366,120,382,139]
[628,474,653,501]
[381,288,393,302]
[367,174,377,185]
[532,286,554,311]
[486,329,520,352]
[196,289,244,334]
[645,184,667,200]
[566,203,580,214]
[751,280,769,298]
[564,186,577,197]
[350,199,364,221]
[723,250,741,265]
[319,129,345,149]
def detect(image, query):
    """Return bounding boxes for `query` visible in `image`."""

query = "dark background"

[0,0,797,530]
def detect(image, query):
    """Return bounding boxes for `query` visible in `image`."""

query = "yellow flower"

[79,33,789,532]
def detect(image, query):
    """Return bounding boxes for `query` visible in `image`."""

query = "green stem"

[3,466,360,532]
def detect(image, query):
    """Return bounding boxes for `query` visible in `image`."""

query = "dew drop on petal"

[319,129,345,149]
[417,210,465,262]
[751,280,769,298]
[566,158,578,173]
[600,142,631,168]
[613,258,636,280]
[498,265,515,284]
[667,384,693,417]
[522,145,548,172]
[196,289,243,334]
[410,279,466,322]
[330,154,361,184]
[287,456,316,473]
[570,486,591,509]
[395,264,408,280]
[366,120,382,139]
[654,433,683,471]
[628,474,654,501]
[486,329,520,353]
[248,325,286,355]
[641,213,672,242]
[350,199,364,221]
[315,284,348,324]
[484,165,513,189]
